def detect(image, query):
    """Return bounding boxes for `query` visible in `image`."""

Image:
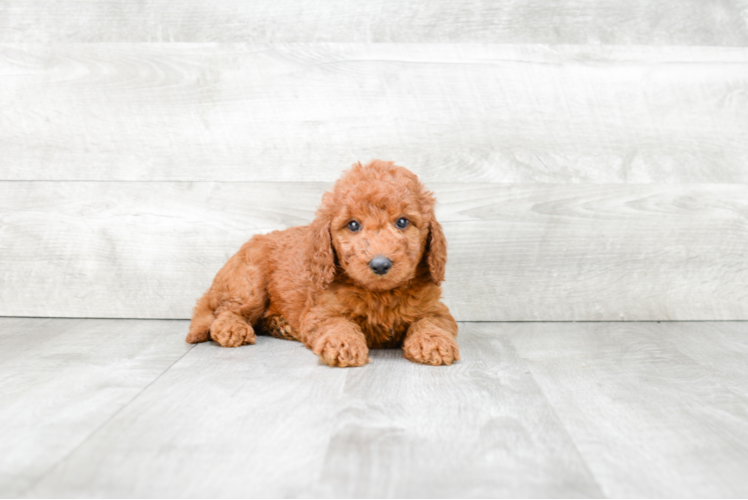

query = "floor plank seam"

[654,329,748,404]
[19,343,197,496]
[510,348,609,498]
[309,367,352,496]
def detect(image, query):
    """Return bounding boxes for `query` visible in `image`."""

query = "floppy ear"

[306,214,336,290]
[426,218,447,285]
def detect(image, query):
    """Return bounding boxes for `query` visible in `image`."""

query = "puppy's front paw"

[403,330,460,366]
[312,330,370,368]
[210,314,256,347]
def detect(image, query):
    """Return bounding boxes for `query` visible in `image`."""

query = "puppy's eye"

[347,220,361,232]
[395,217,409,229]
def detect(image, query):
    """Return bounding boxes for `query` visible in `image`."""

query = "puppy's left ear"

[426,218,447,285]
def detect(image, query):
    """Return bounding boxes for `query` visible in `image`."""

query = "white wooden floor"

[3,317,748,498]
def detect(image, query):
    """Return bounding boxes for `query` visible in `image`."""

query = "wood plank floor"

[2,318,748,498]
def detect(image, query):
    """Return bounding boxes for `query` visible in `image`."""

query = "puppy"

[186,160,459,367]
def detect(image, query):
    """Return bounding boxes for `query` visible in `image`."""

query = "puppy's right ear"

[306,211,336,290]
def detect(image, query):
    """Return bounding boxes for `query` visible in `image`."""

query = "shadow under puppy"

[186,160,459,367]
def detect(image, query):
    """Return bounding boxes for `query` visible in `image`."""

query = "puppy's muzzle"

[369,256,392,275]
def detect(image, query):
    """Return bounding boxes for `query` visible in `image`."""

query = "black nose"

[369,256,392,275]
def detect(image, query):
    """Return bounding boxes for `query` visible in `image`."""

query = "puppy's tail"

[186,294,214,344]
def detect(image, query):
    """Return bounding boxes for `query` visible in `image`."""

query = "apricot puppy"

[186,160,459,367]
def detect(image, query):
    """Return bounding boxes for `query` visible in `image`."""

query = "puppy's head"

[307,160,446,291]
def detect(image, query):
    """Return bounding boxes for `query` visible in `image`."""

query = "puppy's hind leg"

[186,293,214,344]
[210,310,257,347]
[186,236,270,347]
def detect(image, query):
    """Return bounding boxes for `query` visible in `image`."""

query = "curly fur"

[186,160,459,367]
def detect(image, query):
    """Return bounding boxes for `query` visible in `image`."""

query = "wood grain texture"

[1,182,746,321]
[25,332,350,498]
[506,321,748,497]
[439,183,748,321]
[0,317,191,497]
[314,323,601,497]
[2,44,747,183]
[2,0,747,44]
[657,322,748,400]
[9,319,748,497]
[22,322,603,498]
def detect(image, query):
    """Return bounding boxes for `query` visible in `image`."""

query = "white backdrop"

[1,0,747,320]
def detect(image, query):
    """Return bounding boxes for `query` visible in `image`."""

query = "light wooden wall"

[1,1,747,320]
